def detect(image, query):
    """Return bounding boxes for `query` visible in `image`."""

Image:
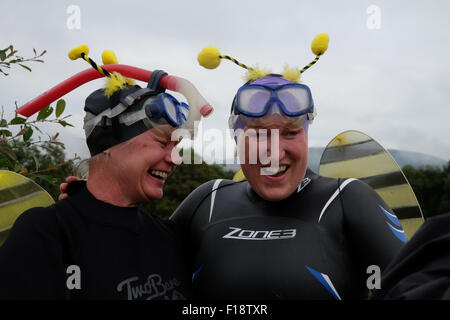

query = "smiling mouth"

[148,169,169,180]
[261,165,289,177]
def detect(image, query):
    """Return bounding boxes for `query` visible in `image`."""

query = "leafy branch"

[0,99,78,181]
[1,100,72,144]
[0,44,79,200]
[0,45,46,75]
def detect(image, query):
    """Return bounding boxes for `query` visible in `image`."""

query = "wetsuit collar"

[65,182,142,232]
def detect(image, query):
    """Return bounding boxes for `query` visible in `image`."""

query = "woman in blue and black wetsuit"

[170,34,406,300]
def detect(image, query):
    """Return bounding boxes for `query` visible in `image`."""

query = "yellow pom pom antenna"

[299,33,330,74]
[311,33,329,55]
[102,50,118,65]
[69,46,134,97]
[68,44,89,60]
[198,46,253,72]
[68,44,111,78]
[198,46,273,82]
[197,46,221,69]
[197,33,329,83]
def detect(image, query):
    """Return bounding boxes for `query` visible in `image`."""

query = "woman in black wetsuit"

[0,48,202,299]
[170,34,407,300]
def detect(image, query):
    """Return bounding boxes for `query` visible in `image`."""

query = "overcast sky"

[2,0,449,163]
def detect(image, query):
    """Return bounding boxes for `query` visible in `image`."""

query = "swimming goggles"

[144,92,189,127]
[232,83,314,117]
[83,88,190,138]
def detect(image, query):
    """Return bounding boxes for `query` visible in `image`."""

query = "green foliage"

[3,140,76,200]
[0,100,77,200]
[0,45,46,76]
[403,161,450,218]
[55,100,66,118]
[37,106,53,121]
[1,45,76,200]
[141,151,234,218]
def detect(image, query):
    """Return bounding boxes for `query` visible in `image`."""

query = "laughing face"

[107,125,181,204]
[238,115,308,202]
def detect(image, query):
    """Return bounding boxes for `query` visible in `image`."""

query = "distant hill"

[218,148,448,174]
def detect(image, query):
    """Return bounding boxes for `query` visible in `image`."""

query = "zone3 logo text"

[223,227,296,240]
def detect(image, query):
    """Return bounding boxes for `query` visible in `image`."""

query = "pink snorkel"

[16,64,213,131]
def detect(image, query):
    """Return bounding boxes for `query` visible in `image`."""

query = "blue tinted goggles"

[233,83,314,118]
[144,93,189,127]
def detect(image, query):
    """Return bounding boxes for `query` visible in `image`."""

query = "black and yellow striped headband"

[197,33,329,83]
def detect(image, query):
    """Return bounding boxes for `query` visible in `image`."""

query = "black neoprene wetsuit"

[171,169,406,300]
[0,184,192,300]
[371,212,450,300]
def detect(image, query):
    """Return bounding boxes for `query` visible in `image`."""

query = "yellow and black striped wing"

[0,170,54,246]
[319,130,424,240]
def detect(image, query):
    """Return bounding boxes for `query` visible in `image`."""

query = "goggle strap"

[141,117,153,129]
[119,108,148,126]
[121,88,152,106]
[88,109,164,129]
[147,69,168,94]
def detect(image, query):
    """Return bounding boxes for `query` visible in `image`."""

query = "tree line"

[403,163,450,218]
[3,138,449,219]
